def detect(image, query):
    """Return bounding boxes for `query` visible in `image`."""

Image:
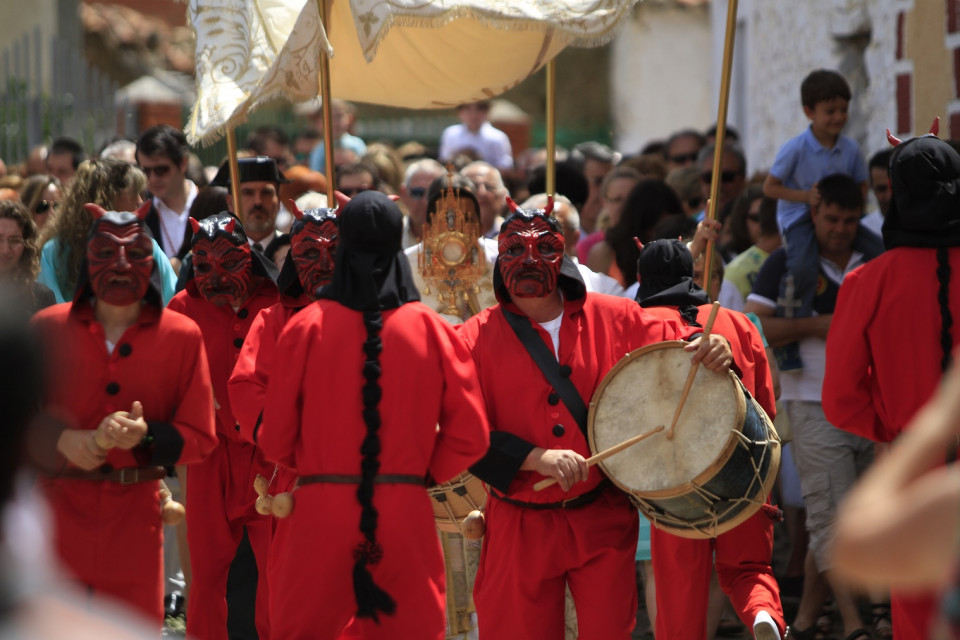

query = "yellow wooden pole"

[545,59,557,197]
[702,0,739,300]
[317,0,335,203]
[225,129,243,223]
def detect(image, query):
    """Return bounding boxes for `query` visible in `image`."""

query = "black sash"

[501,307,589,437]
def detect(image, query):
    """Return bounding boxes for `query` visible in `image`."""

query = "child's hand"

[808,185,821,209]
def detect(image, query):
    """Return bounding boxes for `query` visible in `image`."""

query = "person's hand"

[688,213,721,261]
[532,448,589,492]
[57,430,108,471]
[96,401,149,451]
[808,184,821,209]
[685,334,733,372]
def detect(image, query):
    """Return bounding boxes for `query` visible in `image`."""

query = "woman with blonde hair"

[37,157,177,303]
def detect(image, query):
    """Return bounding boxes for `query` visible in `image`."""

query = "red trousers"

[891,590,936,640]
[186,436,274,640]
[651,507,784,639]
[474,489,639,640]
[42,477,164,623]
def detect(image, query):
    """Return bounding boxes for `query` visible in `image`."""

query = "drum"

[589,341,780,539]
[427,472,487,533]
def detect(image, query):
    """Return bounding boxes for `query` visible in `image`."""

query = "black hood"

[315,191,419,311]
[883,135,960,249]
[180,212,279,297]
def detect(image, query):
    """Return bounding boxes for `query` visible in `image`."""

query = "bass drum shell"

[588,341,780,539]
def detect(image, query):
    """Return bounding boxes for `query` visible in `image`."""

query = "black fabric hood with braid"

[315,191,419,311]
[883,135,960,250]
[315,190,420,621]
[883,134,960,372]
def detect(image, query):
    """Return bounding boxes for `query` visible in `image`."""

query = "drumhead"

[588,341,745,494]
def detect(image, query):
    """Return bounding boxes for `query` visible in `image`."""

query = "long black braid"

[937,247,954,373]
[351,308,396,621]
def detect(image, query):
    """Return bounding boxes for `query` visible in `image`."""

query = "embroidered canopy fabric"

[186,0,637,145]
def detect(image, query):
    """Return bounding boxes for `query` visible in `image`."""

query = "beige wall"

[611,3,713,154]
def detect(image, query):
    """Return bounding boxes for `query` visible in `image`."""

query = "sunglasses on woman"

[35,200,58,214]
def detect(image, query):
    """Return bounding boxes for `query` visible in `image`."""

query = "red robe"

[458,293,688,640]
[644,305,784,639]
[31,302,217,623]
[167,283,279,640]
[260,299,489,640]
[824,247,960,639]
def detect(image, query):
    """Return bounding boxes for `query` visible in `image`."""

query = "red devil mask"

[497,196,564,299]
[84,202,154,306]
[289,201,339,299]
[189,214,253,307]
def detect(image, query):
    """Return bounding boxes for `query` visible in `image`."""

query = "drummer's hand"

[685,334,733,372]
[524,447,589,492]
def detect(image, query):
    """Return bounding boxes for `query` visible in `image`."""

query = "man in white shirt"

[440,101,514,170]
[136,125,198,266]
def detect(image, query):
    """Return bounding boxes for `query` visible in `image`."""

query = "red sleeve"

[427,316,490,484]
[228,305,281,443]
[259,310,312,470]
[735,313,777,419]
[822,268,889,441]
[168,323,218,463]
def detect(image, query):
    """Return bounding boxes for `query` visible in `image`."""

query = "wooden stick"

[545,59,557,197]
[316,0,335,203]
[702,0,740,300]
[666,301,721,440]
[225,129,243,223]
[533,425,665,491]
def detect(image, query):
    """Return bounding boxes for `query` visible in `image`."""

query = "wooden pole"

[225,129,243,223]
[533,425,665,492]
[317,0,335,203]
[666,301,721,440]
[702,0,739,299]
[545,59,557,196]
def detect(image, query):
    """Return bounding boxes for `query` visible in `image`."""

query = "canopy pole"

[702,0,739,300]
[317,0,335,203]
[225,129,243,223]
[545,59,557,197]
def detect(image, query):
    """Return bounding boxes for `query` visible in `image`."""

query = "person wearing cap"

[458,199,732,639]
[30,201,217,623]
[635,238,784,640]
[210,156,288,252]
[260,191,489,639]
[167,213,280,640]
[823,133,960,639]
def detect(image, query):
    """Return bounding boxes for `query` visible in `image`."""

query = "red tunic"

[644,305,784,639]
[823,247,960,639]
[458,293,687,640]
[260,299,489,640]
[228,302,296,444]
[167,283,279,640]
[31,302,216,623]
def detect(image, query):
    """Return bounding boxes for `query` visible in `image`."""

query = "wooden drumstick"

[666,301,721,440]
[533,425,665,491]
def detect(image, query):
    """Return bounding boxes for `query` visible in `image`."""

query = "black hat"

[883,136,960,249]
[209,156,289,188]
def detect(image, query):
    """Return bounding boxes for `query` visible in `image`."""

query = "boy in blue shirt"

[763,69,883,369]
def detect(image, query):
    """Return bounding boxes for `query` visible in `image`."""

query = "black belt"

[56,466,167,485]
[490,480,610,510]
[297,473,426,487]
